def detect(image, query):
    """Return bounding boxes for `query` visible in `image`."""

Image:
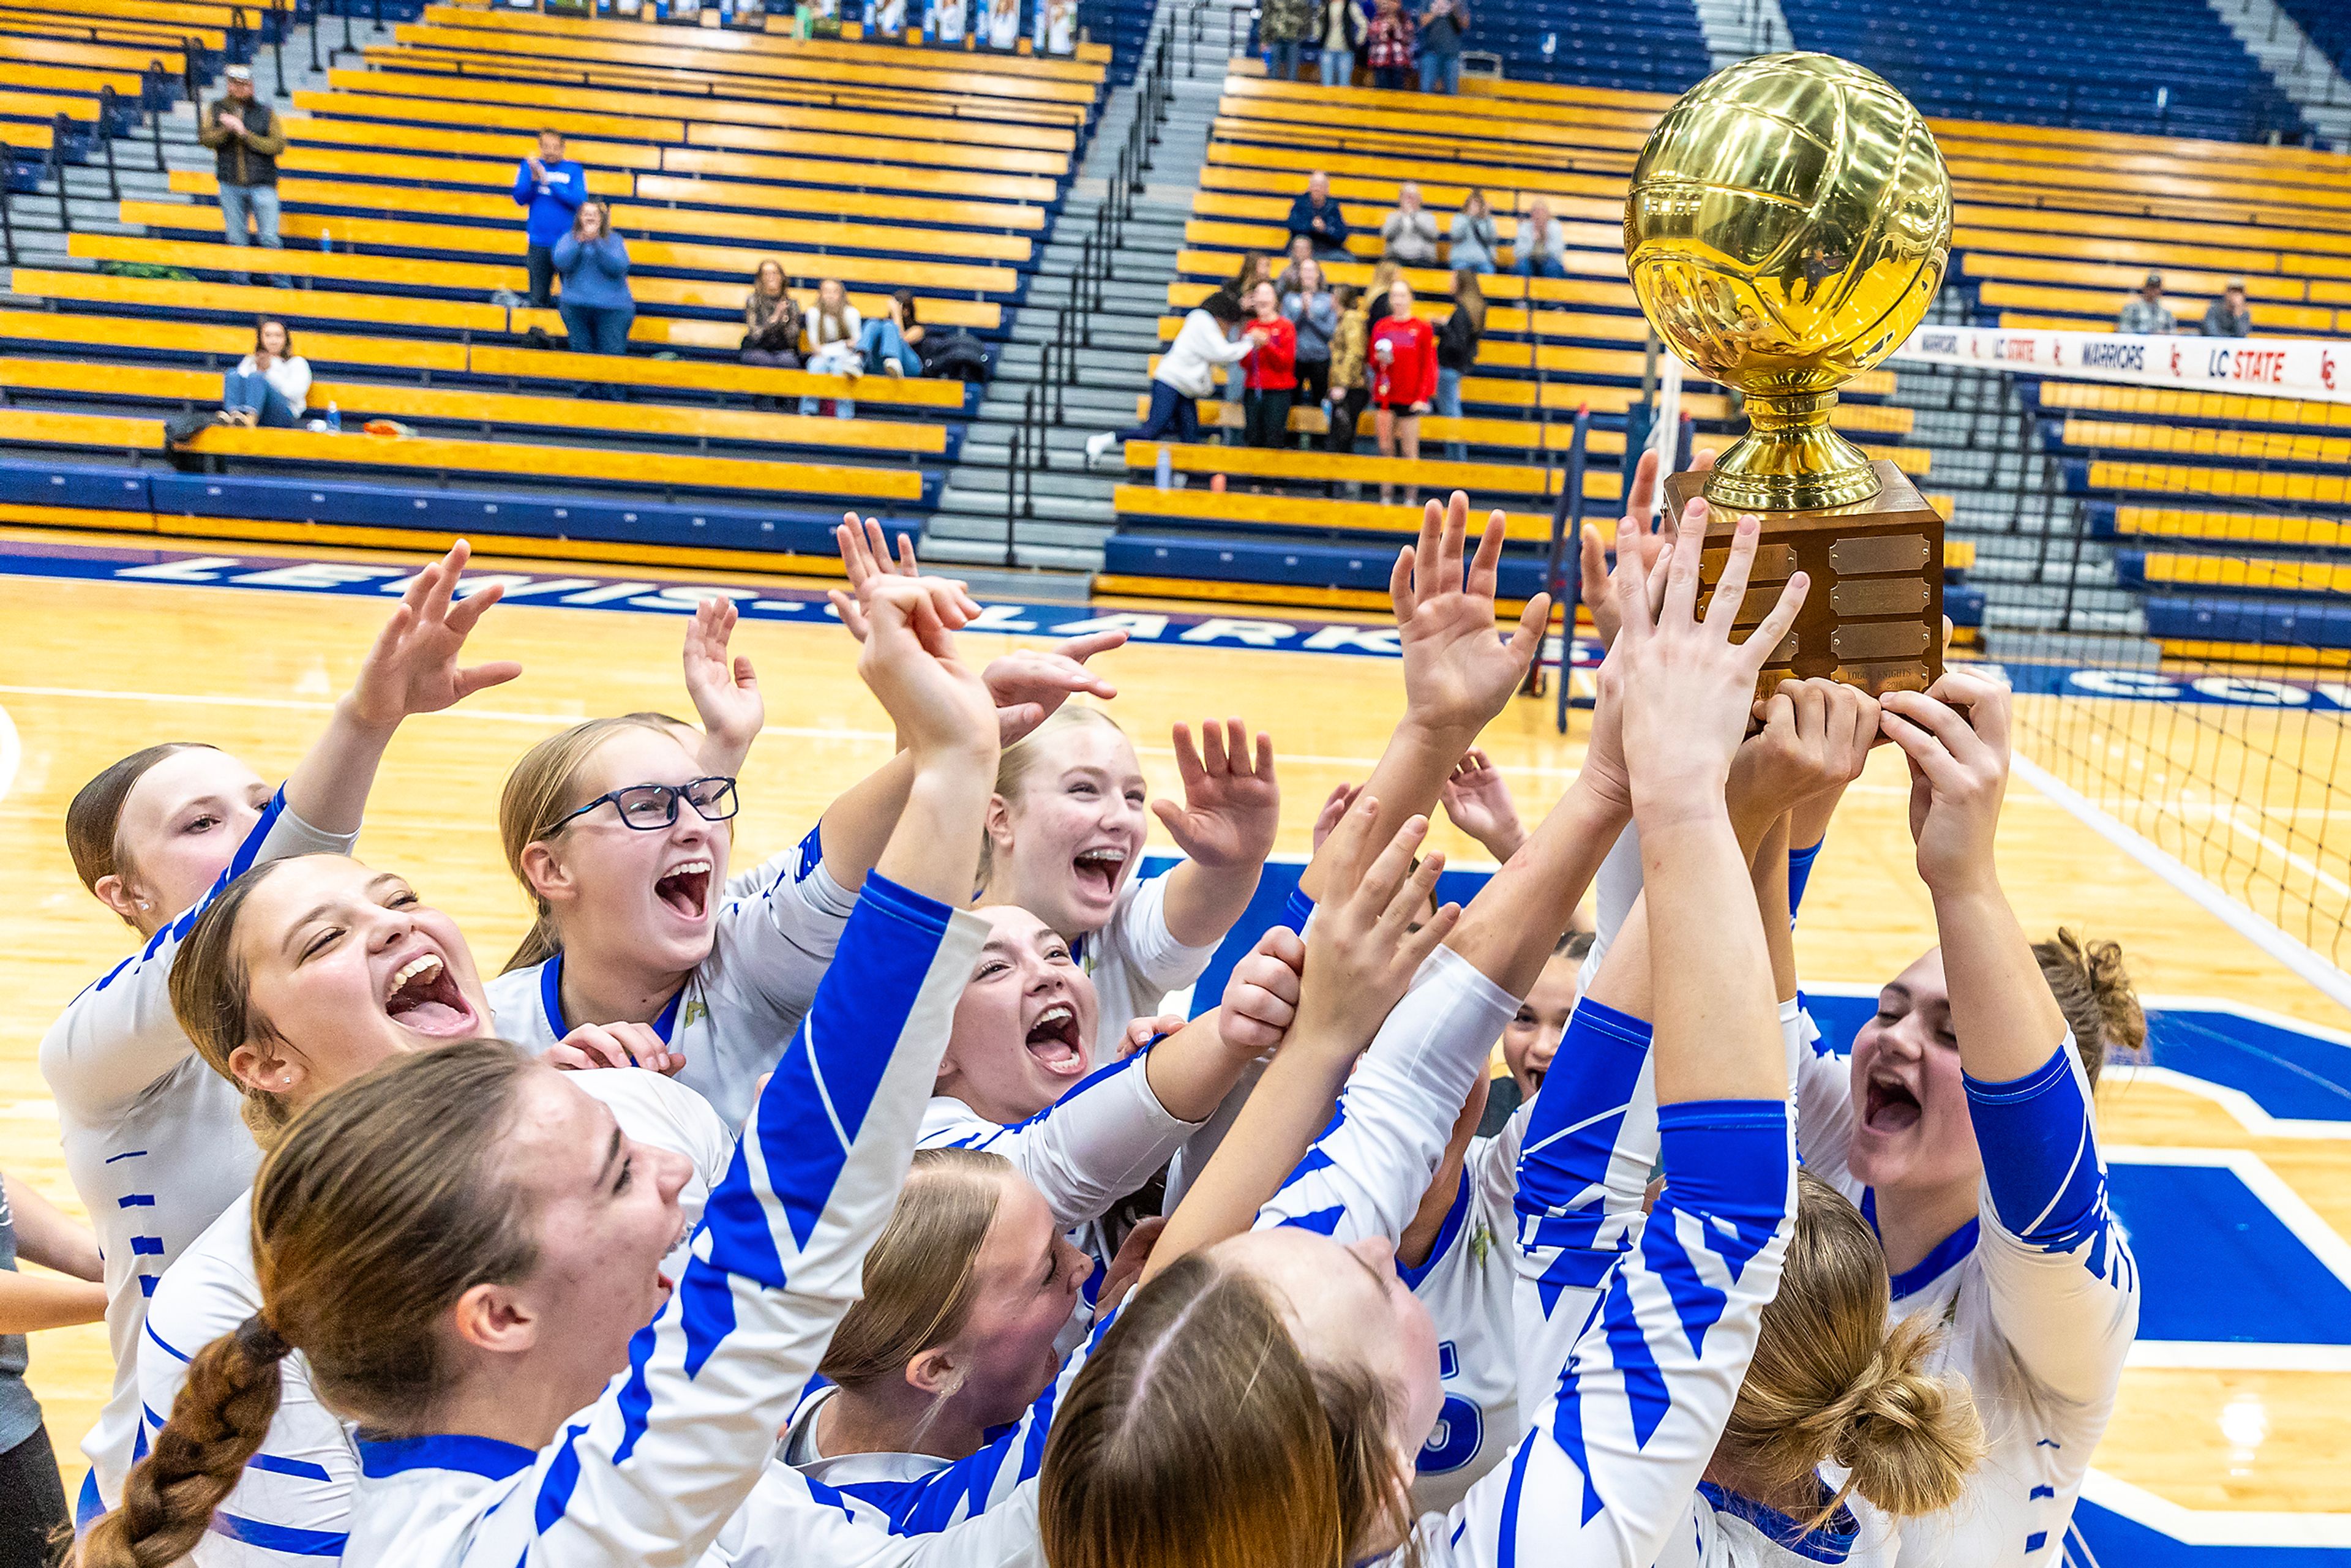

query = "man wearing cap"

[198,64,288,286]
[2202,278,2253,338]
[2119,272,2175,335]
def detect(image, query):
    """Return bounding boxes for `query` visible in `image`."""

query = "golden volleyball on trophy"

[1624,53,1957,697]
[1627,52,1952,512]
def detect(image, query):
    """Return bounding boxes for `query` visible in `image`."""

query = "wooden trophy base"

[1665,459,1945,701]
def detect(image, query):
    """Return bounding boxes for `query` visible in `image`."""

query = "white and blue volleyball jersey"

[1794,1016,2139,1568]
[1400,1099,1800,1567]
[138,1070,736,1567]
[337,874,985,1568]
[489,825,861,1127]
[39,789,358,1517]
[1250,944,1522,1512]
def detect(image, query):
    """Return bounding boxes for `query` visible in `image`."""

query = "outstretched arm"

[1152,719,1280,947]
[1296,491,1550,902]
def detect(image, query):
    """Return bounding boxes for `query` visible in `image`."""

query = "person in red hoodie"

[1240,280,1299,451]
[1369,277,1437,506]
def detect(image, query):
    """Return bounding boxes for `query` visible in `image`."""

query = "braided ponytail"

[1712,1172,1984,1532]
[78,1315,289,1568]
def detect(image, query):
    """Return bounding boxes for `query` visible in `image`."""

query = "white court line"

[2214,803,2351,901]
[2104,1066,2351,1141]
[2080,1470,2351,1547]
[2125,1340,2351,1371]
[2105,1144,2351,1292]
[2011,751,2351,1017]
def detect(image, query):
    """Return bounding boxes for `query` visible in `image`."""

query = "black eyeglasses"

[552,776,740,833]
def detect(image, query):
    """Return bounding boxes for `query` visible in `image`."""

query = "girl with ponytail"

[128,850,735,1566]
[484,530,1123,1127]
[95,566,1004,1568]
[42,542,519,1526]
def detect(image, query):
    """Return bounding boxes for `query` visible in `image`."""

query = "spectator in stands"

[1261,0,1311,81]
[1281,254,1337,415]
[1436,267,1483,460]
[1449,187,1499,274]
[198,64,287,288]
[1324,283,1369,464]
[1235,249,1278,303]
[740,258,806,371]
[2203,278,2253,337]
[1273,237,1313,297]
[803,277,864,418]
[1240,281,1299,452]
[1382,181,1439,266]
[859,289,926,378]
[1513,197,1567,279]
[2120,271,2175,335]
[1316,0,1367,85]
[1363,257,1404,332]
[553,200,634,375]
[1416,0,1469,93]
[1287,170,1352,257]
[216,316,309,429]
[512,130,585,311]
[1370,276,1436,505]
[1086,288,1252,467]
[1367,0,1415,89]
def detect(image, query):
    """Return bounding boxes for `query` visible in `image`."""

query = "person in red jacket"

[1240,280,1299,451]
[1369,277,1437,505]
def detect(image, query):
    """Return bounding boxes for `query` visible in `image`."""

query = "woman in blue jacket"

[553,201,634,369]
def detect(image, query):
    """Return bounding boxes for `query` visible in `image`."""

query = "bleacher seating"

[1781,0,2308,144]
[0,2,1109,571]
[2275,0,2351,88]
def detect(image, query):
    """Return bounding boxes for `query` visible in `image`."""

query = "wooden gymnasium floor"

[1,528,2347,1562]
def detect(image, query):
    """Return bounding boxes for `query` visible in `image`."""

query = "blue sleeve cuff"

[1962,1040,2075,1105]
[1657,1099,1790,1215]
[852,870,955,936]
[1277,885,1316,934]
[1786,837,1823,918]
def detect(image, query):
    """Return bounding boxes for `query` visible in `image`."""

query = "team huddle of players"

[47,459,2142,1568]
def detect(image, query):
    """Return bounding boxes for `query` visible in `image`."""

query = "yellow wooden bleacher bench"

[420,5,1106,85]
[2038,382,2351,432]
[2063,416,2351,466]
[1199,162,1626,228]
[1111,481,1572,541]
[0,313,971,413]
[319,68,1081,154]
[2134,551,2351,595]
[0,357,946,455]
[13,268,511,333]
[14,0,230,48]
[0,60,146,96]
[1120,439,1611,502]
[2085,459,2351,507]
[377,23,1097,109]
[0,408,926,501]
[0,89,100,123]
[2109,505,2351,550]
[1954,252,2350,307]
[143,184,1022,306]
[1976,281,2340,336]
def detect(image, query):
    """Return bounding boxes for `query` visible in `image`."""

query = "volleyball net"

[1886,322,2351,979]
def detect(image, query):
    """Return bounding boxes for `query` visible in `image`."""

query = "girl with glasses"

[486,539,1123,1126]
[41,544,518,1525]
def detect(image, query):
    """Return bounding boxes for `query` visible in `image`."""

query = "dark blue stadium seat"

[1783,0,2309,143]
[1104,530,1551,601]
[2143,592,2351,648]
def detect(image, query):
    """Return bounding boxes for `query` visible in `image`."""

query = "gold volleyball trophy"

[1625,53,1955,697]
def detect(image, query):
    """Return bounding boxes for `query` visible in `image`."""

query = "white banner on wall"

[1891,323,2351,407]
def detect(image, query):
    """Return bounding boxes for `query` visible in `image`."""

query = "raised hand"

[1438,747,1525,860]
[1727,677,1880,847]
[683,596,763,774]
[1310,781,1363,852]
[831,513,926,640]
[546,1021,685,1078]
[1878,670,2011,895]
[983,629,1127,745]
[1151,719,1280,871]
[345,540,521,730]
[1578,446,1715,648]
[1293,801,1457,1053]
[1605,498,1807,821]
[1392,490,1551,741]
[831,573,995,763]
